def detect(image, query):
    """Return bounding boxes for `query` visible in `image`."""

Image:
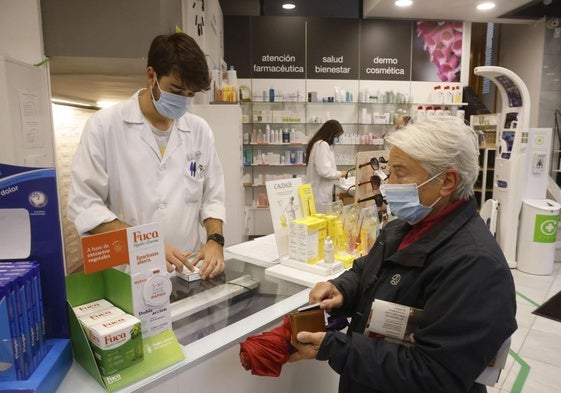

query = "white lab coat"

[305,140,339,213]
[67,91,226,253]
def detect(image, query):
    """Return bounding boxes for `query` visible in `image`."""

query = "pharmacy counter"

[57,256,340,393]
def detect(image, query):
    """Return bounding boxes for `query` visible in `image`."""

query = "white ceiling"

[49,0,552,107]
[362,0,538,23]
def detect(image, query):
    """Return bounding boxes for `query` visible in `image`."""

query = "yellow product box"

[319,214,347,253]
[86,313,144,376]
[299,184,317,216]
[289,216,327,264]
[335,251,356,269]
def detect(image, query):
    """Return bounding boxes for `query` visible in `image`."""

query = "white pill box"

[78,306,126,332]
[72,299,114,318]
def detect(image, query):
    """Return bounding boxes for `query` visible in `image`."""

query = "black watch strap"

[207,233,225,247]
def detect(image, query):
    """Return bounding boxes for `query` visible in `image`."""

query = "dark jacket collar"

[383,198,479,268]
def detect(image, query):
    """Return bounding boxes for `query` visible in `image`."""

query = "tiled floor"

[489,260,561,393]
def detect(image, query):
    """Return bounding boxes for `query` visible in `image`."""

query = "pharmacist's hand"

[191,241,224,280]
[288,331,326,362]
[164,243,188,273]
[309,282,343,312]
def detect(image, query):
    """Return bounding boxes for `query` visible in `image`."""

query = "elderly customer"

[289,116,517,393]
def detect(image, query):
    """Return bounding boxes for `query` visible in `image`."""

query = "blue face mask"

[380,171,443,225]
[151,76,192,119]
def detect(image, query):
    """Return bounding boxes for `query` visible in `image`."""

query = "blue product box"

[0,262,42,373]
[0,272,33,378]
[0,280,23,381]
[0,277,26,380]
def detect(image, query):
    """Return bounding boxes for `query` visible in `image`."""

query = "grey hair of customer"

[384,116,480,200]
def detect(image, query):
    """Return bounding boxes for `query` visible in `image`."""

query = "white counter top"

[57,257,311,393]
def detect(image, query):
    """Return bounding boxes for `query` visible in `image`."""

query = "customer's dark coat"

[317,198,517,393]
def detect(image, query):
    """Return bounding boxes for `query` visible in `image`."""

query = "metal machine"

[474,66,554,269]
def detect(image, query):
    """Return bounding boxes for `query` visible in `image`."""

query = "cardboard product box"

[72,299,114,319]
[288,216,327,264]
[0,278,25,381]
[78,306,126,333]
[86,313,144,377]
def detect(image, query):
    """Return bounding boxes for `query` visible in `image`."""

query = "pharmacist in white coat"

[305,120,344,213]
[67,33,226,279]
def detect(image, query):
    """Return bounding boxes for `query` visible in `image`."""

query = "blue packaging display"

[0,164,68,339]
[0,278,24,381]
[0,338,72,393]
[0,263,47,380]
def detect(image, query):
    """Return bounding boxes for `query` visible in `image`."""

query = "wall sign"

[223,16,252,78]
[306,18,359,80]
[251,16,306,79]
[360,19,413,81]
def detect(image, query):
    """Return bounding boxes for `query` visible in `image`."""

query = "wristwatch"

[207,233,225,247]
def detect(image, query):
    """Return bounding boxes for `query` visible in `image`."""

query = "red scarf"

[398,199,466,251]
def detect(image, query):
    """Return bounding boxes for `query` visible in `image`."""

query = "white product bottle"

[324,236,335,264]
[227,66,237,88]
[265,124,271,144]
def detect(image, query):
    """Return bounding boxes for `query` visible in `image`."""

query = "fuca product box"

[73,299,114,319]
[86,313,143,377]
[78,306,126,333]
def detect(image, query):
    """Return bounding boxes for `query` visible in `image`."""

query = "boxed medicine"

[289,216,327,264]
[78,306,126,333]
[73,299,114,319]
[86,313,143,376]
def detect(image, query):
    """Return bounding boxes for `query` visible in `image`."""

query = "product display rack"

[475,147,496,208]
[241,98,467,236]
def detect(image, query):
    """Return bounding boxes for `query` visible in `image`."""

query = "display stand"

[65,224,185,392]
[1,162,72,391]
[65,270,184,392]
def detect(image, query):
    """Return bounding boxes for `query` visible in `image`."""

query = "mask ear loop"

[416,170,445,189]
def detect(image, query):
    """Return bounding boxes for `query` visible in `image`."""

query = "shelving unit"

[475,147,496,208]
[470,113,498,209]
[241,99,467,236]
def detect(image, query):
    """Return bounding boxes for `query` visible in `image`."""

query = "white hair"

[384,116,480,200]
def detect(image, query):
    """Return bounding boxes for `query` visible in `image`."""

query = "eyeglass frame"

[345,157,381,179]
[346,174,381,194]
[358,193,385,207]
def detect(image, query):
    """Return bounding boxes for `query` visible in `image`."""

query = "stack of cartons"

[288,216,327,263]
[0,261,46,381]
[73,299,143,376]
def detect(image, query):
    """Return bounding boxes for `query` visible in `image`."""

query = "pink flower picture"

[415,21,463,82]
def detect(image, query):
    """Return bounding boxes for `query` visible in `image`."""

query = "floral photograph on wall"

[412,21,463,82]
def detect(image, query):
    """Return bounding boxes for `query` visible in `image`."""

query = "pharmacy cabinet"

[475,147,496,208]
[241,101,392,220]
[241,100,466,236]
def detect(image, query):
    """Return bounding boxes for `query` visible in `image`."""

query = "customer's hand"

[288,331,326,362]
[191,241,224,279]
[309,282,344,312]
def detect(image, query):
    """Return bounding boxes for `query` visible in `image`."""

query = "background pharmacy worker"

[290,117,517,393]
[67,32,226,279]
[305,120,344,213]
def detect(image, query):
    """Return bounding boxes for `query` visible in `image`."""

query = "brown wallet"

[289,308,326,346]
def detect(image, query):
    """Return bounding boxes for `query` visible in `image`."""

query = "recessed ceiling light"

[395,0,413,6]
[282,3,296,10]
[477,2,496,11]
